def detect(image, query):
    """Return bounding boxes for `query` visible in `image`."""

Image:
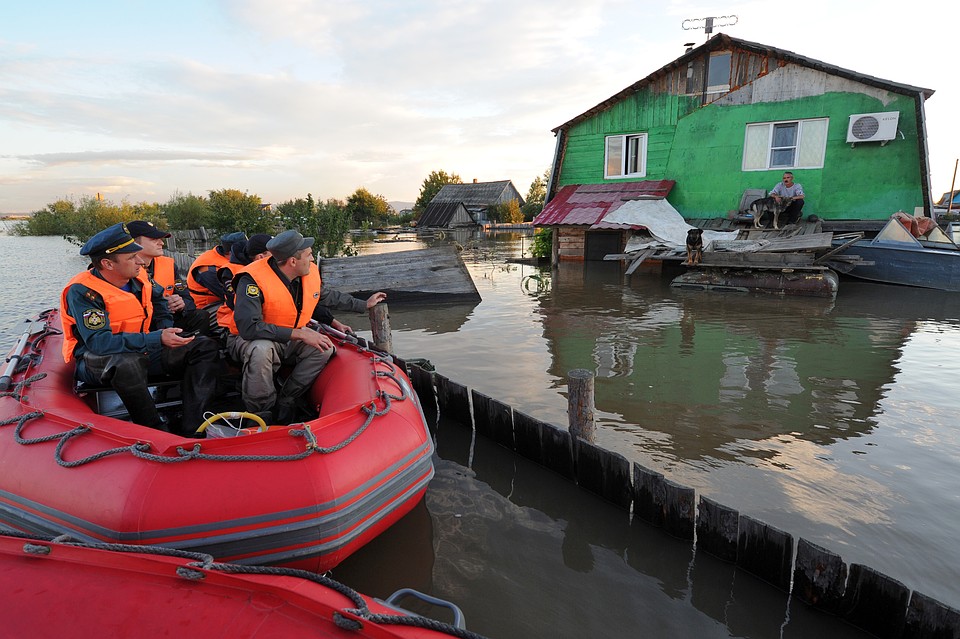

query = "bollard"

[368,303,393,354]
[567,368,596,444]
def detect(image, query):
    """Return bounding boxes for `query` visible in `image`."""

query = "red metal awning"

[534,181,676,226]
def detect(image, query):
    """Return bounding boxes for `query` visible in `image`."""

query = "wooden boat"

[0,309,434,572]
[0,532,478,639]
[826,217,960,291]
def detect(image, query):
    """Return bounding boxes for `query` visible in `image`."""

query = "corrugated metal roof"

[534,181,675,226]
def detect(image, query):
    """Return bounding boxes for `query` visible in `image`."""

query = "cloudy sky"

[2,1,957,214]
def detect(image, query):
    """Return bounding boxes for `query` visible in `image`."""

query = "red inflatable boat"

[0,532,481,639]
[0,309,434,572]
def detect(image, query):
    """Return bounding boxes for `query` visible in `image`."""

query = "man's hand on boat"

[291,326,335,351]
[365,291,387,310]
[160,327,196,347]
[331,318,354,335]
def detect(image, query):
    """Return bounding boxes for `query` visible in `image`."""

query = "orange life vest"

[136,255,177,297]
[60,270,153,363]
[222,259,321,336]
[186,247,230,307]
[215,261,245,333]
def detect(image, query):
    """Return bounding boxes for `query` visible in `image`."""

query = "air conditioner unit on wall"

[846,111,900,145]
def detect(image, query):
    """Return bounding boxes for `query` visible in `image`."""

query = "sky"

[1,1,957,214]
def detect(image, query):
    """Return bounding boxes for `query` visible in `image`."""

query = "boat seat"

[75,378,182,419]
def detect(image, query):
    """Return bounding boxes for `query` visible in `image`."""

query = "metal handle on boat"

[308,320,390,357]
[382,588,466,629]
[0,322,36,392]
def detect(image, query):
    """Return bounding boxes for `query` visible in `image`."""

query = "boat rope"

[1,335,420,467]
[0,372,47,401]
[6,531,489,639]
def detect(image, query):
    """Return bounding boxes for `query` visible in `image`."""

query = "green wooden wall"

[558,86,923,220]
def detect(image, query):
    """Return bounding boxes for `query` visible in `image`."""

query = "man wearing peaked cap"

[79,223,143,256]
[60,224,221,435]
[186,231,248,310]
[225,229,386,423]
[127,220,211,337]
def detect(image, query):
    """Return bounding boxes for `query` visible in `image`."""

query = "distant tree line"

[15,186,408,257]
[16,168,550,255]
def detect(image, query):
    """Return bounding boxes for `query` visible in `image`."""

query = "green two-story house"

[536,34,935,260]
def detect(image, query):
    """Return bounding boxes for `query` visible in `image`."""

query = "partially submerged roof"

[554,33,935,133]
[431,180,525,206]
[534,181,676,226]
[418,201,473,228]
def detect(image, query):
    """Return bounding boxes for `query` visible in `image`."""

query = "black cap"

[246,233,272,258]
[267,230,314,261]
[80,223,143,256]
[126,220,171,239]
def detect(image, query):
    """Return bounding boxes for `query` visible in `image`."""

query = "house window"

[742,118,828,171]
[706,53,731,93]
[605,133,648,178]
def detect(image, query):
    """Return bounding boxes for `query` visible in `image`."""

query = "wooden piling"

[737,515,794,592]
[902,592,960,639]
[368,303,393,353]
[567,368,596,444]
[792,538,847,614]
[842,564,911,639]
[695,497,739,562]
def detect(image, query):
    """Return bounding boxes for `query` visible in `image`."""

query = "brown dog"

[750,196,791,229]
[685,228,703,265]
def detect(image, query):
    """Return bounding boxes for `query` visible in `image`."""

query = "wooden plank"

[712,233,833,253]
[322,246,480,302]
[701,252,815,267]
[625,249,656,275]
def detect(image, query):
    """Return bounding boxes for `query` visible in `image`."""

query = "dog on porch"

[685,228,704,265]
[749,196,792,230]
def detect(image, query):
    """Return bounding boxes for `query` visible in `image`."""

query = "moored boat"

[827,217,960,291]
[0,531,481,639]
[0,308,434,572]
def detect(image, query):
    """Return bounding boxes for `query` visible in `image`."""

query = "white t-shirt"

[771,182,804,198]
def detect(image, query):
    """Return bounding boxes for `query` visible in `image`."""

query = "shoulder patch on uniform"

[82,309,107,330]
[245,284,261,297]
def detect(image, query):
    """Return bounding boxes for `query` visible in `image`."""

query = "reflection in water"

[340,419,873,638]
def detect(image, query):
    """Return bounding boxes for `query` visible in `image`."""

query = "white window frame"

[742,118,829,171]
[604,133,648,179]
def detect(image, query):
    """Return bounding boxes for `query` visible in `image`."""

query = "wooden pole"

[947,159,958,218]
[368,303,393,354]
[567,368,596,444]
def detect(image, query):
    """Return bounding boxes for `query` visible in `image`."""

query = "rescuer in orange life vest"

[127,220,212,337]
[59,223,221,435]
[186,231,248,310]
[226,230,386,423]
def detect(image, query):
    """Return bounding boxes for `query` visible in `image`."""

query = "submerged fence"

[405,363,960,639]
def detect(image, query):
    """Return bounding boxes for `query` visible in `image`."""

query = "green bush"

[529,227,552,258]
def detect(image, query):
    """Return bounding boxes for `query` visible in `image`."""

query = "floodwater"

[2,232,959,637]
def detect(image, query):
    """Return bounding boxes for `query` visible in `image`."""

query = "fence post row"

[415,362,960,638]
